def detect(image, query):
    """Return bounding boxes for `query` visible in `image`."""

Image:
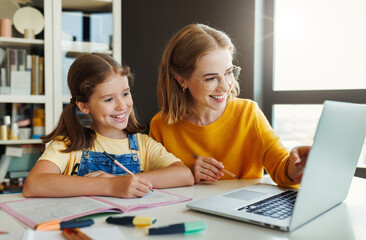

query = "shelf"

[0,95,46,103]
[62,0,112,12]
[0,37,44,48]
[0,139,43,145]
[0,0,121,182]
[62,40,112,57]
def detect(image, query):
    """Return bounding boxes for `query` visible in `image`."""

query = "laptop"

[187,100,366,231]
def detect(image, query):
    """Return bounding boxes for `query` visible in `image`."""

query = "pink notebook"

[0,190,191,229]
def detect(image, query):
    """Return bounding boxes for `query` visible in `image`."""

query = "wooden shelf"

[0,95,46,104]
[0,37,44,48]
[62,0,112,12]
[0,139,43,145]
[62,40,112,56]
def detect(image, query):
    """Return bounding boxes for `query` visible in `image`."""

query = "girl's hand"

[191,156,224,183]
[287,146,311,183]
[84,170,115,178]
[110,175,153,198]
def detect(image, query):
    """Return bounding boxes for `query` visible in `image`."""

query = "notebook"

[0,189,191,229]
[187,100,366,231]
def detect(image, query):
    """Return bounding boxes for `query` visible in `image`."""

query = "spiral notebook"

[0,190,191,229]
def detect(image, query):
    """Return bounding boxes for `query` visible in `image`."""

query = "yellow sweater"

[150,98,297,187]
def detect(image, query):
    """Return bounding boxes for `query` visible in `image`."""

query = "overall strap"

[128,134,139,151]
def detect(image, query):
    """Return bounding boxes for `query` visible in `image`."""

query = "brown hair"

[42,53,145,152]
[158,23,240,124]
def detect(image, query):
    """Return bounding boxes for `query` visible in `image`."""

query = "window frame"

[257,0,366,123]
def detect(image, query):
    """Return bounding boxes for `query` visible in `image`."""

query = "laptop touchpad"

[224,190,267,201]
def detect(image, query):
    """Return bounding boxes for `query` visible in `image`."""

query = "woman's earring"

[183,87,187,93]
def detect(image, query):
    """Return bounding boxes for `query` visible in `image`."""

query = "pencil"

[103,151,134,175]
[61,228,79,240]
[73,228,93,240]
[193,154,238,179]
[103,151,154,192]
[222,169,239,179]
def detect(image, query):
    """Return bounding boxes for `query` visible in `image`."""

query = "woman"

[149,23,310,186]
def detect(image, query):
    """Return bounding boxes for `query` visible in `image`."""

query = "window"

[272,104,322,149]
[274,0,366,91]
[257,0,366,166]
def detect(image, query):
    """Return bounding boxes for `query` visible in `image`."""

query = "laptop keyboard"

[237,190,298,220]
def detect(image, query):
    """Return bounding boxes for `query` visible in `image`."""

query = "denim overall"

[77,134,141,176]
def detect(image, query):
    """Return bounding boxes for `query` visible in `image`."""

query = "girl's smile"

[77,74,133,139]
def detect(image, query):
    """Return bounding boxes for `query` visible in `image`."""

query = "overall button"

[132,154,138,161]
[83,151,90,159]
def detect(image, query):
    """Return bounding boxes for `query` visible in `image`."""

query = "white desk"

[1,177,366,240]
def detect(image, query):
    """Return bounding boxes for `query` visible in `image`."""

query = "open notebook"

[0,190,191,229]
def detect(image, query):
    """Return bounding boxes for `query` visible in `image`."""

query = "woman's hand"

[191,156,224,183]
[287,146,311,183]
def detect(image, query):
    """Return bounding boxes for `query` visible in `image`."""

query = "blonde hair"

[157,23,240,124]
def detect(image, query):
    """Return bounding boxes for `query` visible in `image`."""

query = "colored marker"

[35,219,94,231]
[193,155,238,179]
[106,216,157,227]
[103,151,134,175]
[148,221,206,235]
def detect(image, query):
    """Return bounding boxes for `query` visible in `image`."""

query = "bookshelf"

[0,0,52,193]
[0,0,52,137]
[0,0,121,192]
[53,0,121,125]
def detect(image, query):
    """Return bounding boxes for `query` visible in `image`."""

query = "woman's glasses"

[196,66,241,91]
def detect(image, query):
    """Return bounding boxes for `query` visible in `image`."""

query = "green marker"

[148,221,206,235]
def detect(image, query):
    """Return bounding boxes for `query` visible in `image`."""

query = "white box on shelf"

[10,71,31,95]
[5,146,23,157]
[0,86,10,94]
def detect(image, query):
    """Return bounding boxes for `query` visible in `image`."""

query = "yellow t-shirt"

[39,132,181,175]
[149,98,297,187]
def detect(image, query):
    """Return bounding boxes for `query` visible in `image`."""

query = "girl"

[149,23,310,186]
[23,53,194,198]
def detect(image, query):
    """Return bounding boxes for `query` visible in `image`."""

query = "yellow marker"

[106,216,157,227]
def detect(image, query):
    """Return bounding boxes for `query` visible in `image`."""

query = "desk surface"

[1,177,366,240]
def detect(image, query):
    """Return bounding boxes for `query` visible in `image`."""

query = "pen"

[36,219,94,231]
[103,151,134,175]
[148,221,206,235]
[106,216,157,227]
[193,155,238,179]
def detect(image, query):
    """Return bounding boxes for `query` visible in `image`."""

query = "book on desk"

[0,190,191,229]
